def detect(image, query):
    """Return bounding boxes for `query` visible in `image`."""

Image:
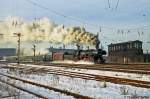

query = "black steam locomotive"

[74,48,106,64]
[74,37,106,64]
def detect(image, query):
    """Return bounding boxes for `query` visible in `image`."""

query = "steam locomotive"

[73,49,106,64]
[73,43,106,64]
[51,31,107,64]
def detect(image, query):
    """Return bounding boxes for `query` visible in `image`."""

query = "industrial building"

[108,40,143,63]
[0,48,16,60]
[108,40,150,63]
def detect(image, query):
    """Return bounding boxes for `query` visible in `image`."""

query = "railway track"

[0,79,48,99]
[1,64,150,88]
[0,73,92,99]
[1,62,150,74]
[33,62,150,75]
[28,67,150,88]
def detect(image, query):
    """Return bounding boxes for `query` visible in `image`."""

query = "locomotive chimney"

[63,44,65,50]
[76,43,80,51]
[87,46,89,51]
[96,32,100,52]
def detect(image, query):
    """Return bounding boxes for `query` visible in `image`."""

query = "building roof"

[48,48,76,54]
[0,48,16,57]
[47,47,97,54]
[108,40,142,46]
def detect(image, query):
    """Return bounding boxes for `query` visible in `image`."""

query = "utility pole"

[14,33,22,64]
[0,34,3,38]
[96,32,100,51]
[0,34,4,42]
[33,44,36,62]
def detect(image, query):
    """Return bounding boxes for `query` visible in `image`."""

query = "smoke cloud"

[64,27,97,45]
[0,16,97,46]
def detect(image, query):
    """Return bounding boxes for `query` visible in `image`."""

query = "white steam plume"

[0,16,56,44]
[0,16,97,46]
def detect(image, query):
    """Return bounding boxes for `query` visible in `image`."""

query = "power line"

[0,0,149,44]
[25,0,116,30]
[0,0,149,31]
[108,0,111,8]
[25,0,150,31]
[115,0,120,10]
[25,0,84,23]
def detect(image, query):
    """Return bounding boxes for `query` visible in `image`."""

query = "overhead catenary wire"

[107,0,120,11]
[26,0,123,30]
[115,0,120,10]
[0,0,149,32]
[108,0,111,8]
[0,2,149,35]
[24,0,150,31]
[25,0,85,25]
[0,0,150,44]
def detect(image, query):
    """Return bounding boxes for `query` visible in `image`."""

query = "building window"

[136,43,140,49]
[134,43,136,48]
[127,44,130,49]
[139,43,142,49]
[116,45,118,50]
[135,43,137,49]
[137,43,140,49]
[129,44,130,49]
[120,45,121,50]
[120,45,123,50]
[109,47,111,51]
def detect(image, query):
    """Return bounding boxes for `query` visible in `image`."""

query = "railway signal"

[0,34,3,39]
[33,44,36,62]
[14,33,23,64]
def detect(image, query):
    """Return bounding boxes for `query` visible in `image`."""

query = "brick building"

[108,40,144,63]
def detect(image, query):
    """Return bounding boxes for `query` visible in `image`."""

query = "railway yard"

[0,62,150,99]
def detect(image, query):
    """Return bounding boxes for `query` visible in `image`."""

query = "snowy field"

[0,63,150,99]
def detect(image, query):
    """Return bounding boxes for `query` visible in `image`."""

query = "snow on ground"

[0,73,74,99]
[0,67,150,99]
[14,63,150,82]
[0,82,37,99]
[65,68,150,82]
